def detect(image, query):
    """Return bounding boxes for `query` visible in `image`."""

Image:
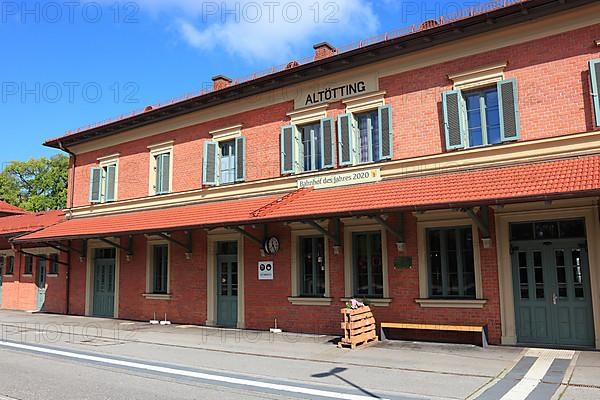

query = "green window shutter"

[320,117,335,168]
[203,141,219,185]
[442,90,466,150]
[337,113,354,166]
[378,105,393,160]
[235,136,246,182]
[590,59,600,127]
[105,165,117,202]
[280,125,296,174]
[155,153,170,194]
[89,167,102,203]
[498,79,520,141]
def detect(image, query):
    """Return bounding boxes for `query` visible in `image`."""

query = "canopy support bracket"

[157,231,193,260]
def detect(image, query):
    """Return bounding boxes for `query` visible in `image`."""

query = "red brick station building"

[2,0,600,349]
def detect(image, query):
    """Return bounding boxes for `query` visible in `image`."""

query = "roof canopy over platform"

[12,156,600,244]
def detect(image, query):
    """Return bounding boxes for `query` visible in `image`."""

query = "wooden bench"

[380,322,488,347]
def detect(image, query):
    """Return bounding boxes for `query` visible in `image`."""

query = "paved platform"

[0,310,598,399]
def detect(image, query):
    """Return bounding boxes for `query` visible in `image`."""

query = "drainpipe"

[57,140,75,315]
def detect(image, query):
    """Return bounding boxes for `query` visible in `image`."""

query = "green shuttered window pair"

[442,79,520,150]
[281,117,335,175]
[89,163,117,203]
[590,59,600,128]
[338,105,393,166]
[203,137,246,186]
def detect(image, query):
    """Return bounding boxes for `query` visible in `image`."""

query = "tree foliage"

[0,154,68,212]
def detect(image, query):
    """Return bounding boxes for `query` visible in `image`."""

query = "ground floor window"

[151,245,169,294]
[353,232,383,298]
[299,236,325,297]
[49,254,59,275]
[427,227,475,298]
[24,255,33,275]
[6,256,14,275]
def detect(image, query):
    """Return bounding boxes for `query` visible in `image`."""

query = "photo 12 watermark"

[0,1,139,24]
[1,81,140,104]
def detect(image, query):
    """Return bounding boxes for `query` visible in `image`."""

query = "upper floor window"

[203,136,246,186]
[281,118,334,175]
[148,142,173,196]
[338,105,392,166]
[300,123,323,172]
[589,59,600,127]
[442,79,519,150]
[464,88,501,147]
[90,162,117,204]
[427,226,475,299]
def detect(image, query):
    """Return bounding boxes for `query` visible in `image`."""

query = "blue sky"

[0,0,478,163]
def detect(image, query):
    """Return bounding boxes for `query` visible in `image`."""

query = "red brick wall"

[69,25,600,207]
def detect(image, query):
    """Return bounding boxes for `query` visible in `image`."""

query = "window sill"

[288,297,332,306]
[47,274,59,278]
[22,274,32,277]
[341,298,392,307]
[415,299,487,309]
[142,293,172,300]
[3,274,13,277]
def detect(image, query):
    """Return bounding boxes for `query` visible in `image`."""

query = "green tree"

[0,154,68,212]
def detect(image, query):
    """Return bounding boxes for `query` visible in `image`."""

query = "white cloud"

[137,0,380,63]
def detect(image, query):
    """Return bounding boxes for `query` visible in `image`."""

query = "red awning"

[0,211,65,237]
[13,156,600,243]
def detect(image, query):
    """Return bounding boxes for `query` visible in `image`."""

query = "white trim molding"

[148,141,174,196]
[287,104,328,126]
[206,230,245,329]
[342,218,390,305]
[415,211,484,305]
[449,62,507,90]
[289,224,331,304]
[343,91,386,114]
[209,124,243,141]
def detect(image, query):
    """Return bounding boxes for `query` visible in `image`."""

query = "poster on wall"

[258,261,274,280]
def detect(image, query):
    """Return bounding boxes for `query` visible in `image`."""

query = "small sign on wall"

[258,261,274,280]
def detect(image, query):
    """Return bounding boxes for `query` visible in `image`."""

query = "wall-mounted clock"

[264,236,280,255]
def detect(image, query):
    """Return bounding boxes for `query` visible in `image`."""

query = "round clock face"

[265,237,280,255]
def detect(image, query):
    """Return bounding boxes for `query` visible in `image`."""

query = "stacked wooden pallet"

[338,305,378,349]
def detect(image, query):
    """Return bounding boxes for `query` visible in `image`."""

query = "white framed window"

[337,92,392,166]
[89,154,119,204]
[416,212,486,309]
[148,142,173,196]
[145,239,171,298]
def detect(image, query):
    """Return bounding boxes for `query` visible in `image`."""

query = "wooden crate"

[338,306,378,349]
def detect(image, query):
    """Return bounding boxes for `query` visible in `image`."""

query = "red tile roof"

[0,210,65,237]
[14,196,282,242]
[13,156,600,243]
[0,201,27,216]
[261,155,600,220]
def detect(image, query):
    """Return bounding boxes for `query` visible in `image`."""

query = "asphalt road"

[0,339,431,400]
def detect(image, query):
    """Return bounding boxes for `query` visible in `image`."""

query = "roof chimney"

[212,75,233,91]
[313,42,336,61]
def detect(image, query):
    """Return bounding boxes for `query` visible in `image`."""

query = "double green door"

[217,254,238,328]
[93,257,115,317]
[36,259,47,310]
[512,239,595,347]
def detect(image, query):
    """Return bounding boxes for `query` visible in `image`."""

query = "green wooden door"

[36,259,47,311]
[217,254,238,328]
[512,240,595,347]
[93,257,115,317]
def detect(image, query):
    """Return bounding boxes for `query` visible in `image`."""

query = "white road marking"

[0,340,390,400]
[500,349,574,400]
